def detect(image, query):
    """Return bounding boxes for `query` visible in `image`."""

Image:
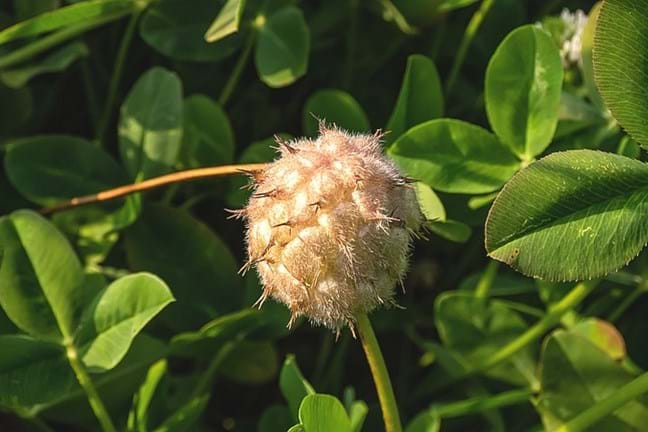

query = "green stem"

[432,388,532,419]
[218,30,256,106]
[0,8,135,70]
[356,312,402,432]
[555,372,648,432]
[425,281,597,396]
[445,0,495,95]
[608,279,647,323]
[190,340,238,399]
[96,9,142,142]
[65,342,117,432]
[475,260,498,298]
[474,280,596,374]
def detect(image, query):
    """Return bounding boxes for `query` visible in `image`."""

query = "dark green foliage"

[0,1,647,431]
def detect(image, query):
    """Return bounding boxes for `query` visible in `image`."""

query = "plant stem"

[445,0,495,95]
[64,342,117,432]
[608,279,647,323]
[475,260,498,298]
[219,30,256,106]
[96,9,142,143]
[555,371,648,432]
[356,312,402,432]
[0,9,135,70]
[474,280,597,374]
[41,162,269,214]
[432,388,533,419]
[190,340,238,399]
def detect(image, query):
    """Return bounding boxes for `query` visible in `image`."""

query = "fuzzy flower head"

[239,125,423,331]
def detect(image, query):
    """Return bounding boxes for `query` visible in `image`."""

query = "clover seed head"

[242,124,423,330]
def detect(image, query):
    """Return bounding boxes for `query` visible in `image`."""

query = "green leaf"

[572,318,626,361]
[618,136,642,160]
[415,182,445,222]
[537,329,648,431]
[259,405,295,432]
[5,135,129,206]
[255,6,310,88]
[181,94,234,168]
[406,412,441,432]
[414,183,472,242]
[302,89,370,136]
[580,2,605,110]
[40,335,167,419]
[0,335,75,410]
[0,0,137,45]
[555,90,607,137]
[0,42,88,88]
[485,24,563,159]
[386,54,443,144]
[434,292,537,386]
[388,119,520,194]
[0,210,83,341]
[5,135,139,264]
[127,359,168,432]
[77,273,174,372]
[170,309,265,356]
[124,204,240,331]
[204,0,246,42]
[220,341,278,384]
[280,355,316,420]
[428,219,472,243]
[299,394,352,432]
[594,0,648,150]
[140,0,241,62]
[485,150,648,281]
[119,67,183,180]
[153,395,209,432]
[348,400,368,432]
[13,0,60,21]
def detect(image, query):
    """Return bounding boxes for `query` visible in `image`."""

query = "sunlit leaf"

[255,7,310,88]
[486,150,648,281]
[140,0,241,62]
[119,67,183,180]
[594,0,648,150]
[77,273,174,372]
[386,54,443,144]
[485,24,563,159]
[0,210,84,341]
[302,89,369,136]
[388,119,520,194]
[0,0,137,45]
[204,0,246,42]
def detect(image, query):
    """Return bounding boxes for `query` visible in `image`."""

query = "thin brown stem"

[42,163,269,214]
